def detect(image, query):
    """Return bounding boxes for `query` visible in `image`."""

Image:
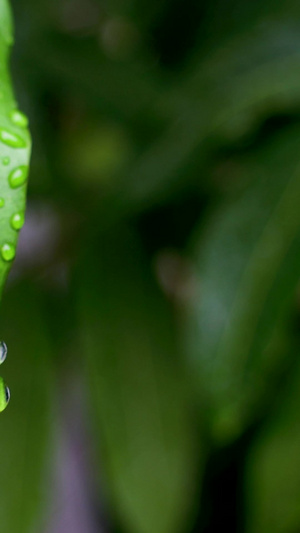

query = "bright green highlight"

[2,156,10,165]
[0,198,5,207]
[8,165,28,188]
[0,378,9,412]
[1,242,16,261]
[0,128,26,148]
[10,109,29,128]
[10,212,24,230]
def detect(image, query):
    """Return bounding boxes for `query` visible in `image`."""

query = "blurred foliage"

[185,126,300,444]
[1,0,300,532]
[78,226,198,533]
[0,282,53,532]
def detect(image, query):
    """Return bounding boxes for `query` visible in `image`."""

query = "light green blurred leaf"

[0,282,53,532]
[0,0,12,45]
[0,0,31,297]
[184,125,300,444]
[77,225,198,533]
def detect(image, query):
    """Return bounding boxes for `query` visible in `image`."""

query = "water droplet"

[5,386,10,404]
[0,128,26,148]
[8,165,28,189]
[2,156,10,166]
[0,198,5,208]
[0,379,10,412]
[10,109,29,128]
[1,243,16,262]
[0,342,7,364]
[10,212,24,230]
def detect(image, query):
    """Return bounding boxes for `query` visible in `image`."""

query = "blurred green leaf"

[186,20,300,136]
[77,225,198,533]
[0,282,53,532]
[29,34,165,123]
[199,0,300,46]
[0,0,31,297]
[184,125,300,444]
[245,355,300,533]
[117,19,300,214]
[0,0,12,45]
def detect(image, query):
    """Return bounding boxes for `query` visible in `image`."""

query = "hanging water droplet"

[8,165,28,189]
[0,198,5,208]
[2,156,10,166]
[0,378,10,412]
[0,128,26,148]
[1,243,16,262]
[5,386,10,404]
[10,212,25,230]
[0,342,7,364]
[10,109,29,128]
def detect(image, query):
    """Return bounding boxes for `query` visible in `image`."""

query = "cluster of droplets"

[0,341,10,412]
[0,109,29,263]
[0,109,27,409]
[0,109,28,148]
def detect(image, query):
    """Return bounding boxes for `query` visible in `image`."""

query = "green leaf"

[77,225,198,533]
[187,20,300,140]
[0,282,53,532]
[245,356,300,533]
[0,0,12,45]
[184,125,300,444]
[117,18,300,214]
[0,0,31,297]
[29,34,165,123]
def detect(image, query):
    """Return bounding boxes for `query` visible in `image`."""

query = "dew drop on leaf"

[8,165,28,188]
[9,109,28,129]
[0,341,8,364]
[1,243,16,262]
[5,386,10,404]
[0,128,26,148]
[10,212,24,230]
